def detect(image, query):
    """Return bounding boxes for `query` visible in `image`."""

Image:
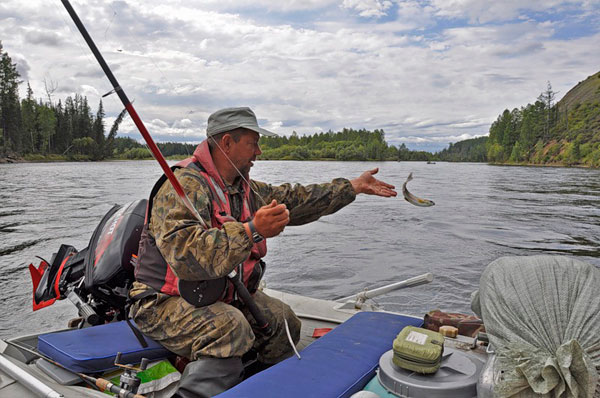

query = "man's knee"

[190,303,255,360]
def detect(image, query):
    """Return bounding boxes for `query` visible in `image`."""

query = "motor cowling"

[29,200,147,323]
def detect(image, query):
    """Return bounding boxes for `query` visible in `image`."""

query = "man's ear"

[220,133,233,152]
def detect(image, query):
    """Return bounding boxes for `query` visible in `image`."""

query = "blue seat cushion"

[37,320,170,373]
[217,311,423,398]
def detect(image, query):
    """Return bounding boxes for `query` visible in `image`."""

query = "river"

[1,160,600,339]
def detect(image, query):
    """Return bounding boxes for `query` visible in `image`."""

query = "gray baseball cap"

[206,107,278,137]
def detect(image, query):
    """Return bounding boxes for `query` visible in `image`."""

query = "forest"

[485,75,600,167]
[258,129,433,161]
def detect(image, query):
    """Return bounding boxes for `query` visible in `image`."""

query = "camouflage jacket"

[132,167,356,293]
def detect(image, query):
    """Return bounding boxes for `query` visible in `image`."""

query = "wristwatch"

[247,220,264,243]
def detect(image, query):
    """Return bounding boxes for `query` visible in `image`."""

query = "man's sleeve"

[251,178,356,225]
[149,168,253,281]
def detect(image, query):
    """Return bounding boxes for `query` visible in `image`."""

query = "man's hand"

[350,168,397,197]
[253,200,290,238]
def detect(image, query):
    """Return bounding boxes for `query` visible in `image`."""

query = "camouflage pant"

[130,288,301,364]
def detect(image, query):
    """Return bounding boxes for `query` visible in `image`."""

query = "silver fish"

[402,173,435,207]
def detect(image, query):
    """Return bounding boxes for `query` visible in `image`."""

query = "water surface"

[1,160,599,338]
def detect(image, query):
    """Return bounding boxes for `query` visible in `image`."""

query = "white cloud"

[160,0,339,13]
[80,85,99,97]
[173,118,193,128]
[342,0,394,18]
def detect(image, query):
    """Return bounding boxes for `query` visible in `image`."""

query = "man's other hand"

[253,200,290,238]
[350,168,397,197]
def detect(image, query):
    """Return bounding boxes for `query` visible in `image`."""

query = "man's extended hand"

[350,168,397,197]
[253,200,290,238]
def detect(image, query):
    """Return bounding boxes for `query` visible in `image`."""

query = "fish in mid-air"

[402,173,435,207]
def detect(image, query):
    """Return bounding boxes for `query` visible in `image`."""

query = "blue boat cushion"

[37,320,170,373]
[217,311,423,398]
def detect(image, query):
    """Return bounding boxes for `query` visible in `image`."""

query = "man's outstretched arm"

[251,168,396,226]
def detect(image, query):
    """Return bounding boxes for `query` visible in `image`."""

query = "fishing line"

[49,0,112,95]
[207,135,268,206]
[104,10,117,41]
[104,3,184,98]
[208,135,301,359]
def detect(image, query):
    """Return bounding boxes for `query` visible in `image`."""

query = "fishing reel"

[114,352,149,394]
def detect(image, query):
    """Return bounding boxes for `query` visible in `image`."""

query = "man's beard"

[239,164,251,179]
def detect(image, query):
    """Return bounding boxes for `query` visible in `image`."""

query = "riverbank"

[0,154,190,163]
[2,153,597,169]
[0,153,23,163]
[488,161,593,169]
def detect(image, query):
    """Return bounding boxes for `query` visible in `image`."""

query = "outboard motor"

[29,200,147,325]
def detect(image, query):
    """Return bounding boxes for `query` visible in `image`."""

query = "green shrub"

[122,147,152,159]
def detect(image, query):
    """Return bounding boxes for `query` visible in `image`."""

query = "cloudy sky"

[1,0,599,151]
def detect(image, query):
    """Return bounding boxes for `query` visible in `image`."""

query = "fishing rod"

[59,0,207,229]
[3,340,146,398]
[59,0,273,336]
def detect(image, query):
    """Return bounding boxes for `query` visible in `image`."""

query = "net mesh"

[471,255,600,398]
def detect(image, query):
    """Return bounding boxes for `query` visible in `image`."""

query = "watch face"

[252,232,264,243]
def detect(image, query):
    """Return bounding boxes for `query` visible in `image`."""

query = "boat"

[0,199,492,398]
[1,199,598,398]
[0,288,491,398]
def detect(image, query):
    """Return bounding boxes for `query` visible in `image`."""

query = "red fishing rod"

[60,0,272,335]
[60,0,207,228]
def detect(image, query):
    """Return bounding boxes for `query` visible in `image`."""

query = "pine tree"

[537,81,557,140]
[21,82,36,153]
[92,99,105,159]
[35,101,56,154]
[54,100,68,153]
[0,42,23,154]
[105,107,128,158]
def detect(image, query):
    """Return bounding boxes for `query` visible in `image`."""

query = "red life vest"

[134,140,267,304]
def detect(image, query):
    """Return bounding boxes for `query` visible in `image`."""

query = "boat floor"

[0,289,482,398]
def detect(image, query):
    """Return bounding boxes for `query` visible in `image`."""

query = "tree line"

[258,128,434,161]
[436,136,488,162]
[486,80,600,166]
[1,42,118,160]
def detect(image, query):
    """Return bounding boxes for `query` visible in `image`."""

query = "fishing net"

[471,255,600,398]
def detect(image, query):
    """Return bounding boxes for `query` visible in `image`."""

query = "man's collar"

[225,176,244,194]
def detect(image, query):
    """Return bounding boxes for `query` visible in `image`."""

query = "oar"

[335,272,434,305]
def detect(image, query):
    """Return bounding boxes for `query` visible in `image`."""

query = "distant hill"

[485,71,600,166]
[557,71,600,115]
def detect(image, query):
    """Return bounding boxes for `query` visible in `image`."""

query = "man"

[130,107,397,397]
